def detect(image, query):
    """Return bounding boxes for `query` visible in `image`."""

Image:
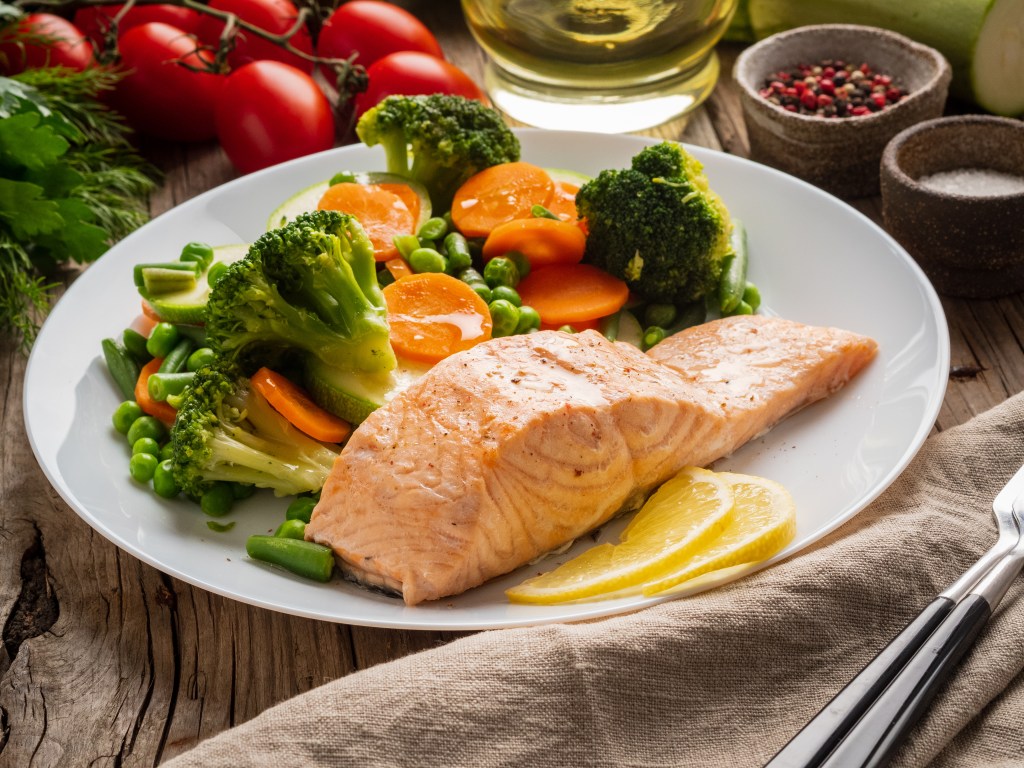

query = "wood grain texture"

[1,2,1018,765]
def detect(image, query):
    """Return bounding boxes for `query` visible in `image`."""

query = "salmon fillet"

[306,315,877,605]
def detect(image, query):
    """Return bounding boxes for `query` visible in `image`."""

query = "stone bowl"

[880,115,1024,298]
[734,24,951,199]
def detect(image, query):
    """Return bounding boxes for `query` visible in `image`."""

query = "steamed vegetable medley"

[101,94,760,584]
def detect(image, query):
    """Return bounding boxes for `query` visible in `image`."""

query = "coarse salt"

[918,168,1024,197]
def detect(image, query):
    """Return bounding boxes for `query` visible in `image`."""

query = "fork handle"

[764,596,953,768]
[817,594,991,768]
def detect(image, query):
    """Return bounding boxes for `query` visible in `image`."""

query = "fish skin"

[306,316,877,605]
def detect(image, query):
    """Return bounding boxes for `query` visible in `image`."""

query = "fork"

[766,464,1024,768]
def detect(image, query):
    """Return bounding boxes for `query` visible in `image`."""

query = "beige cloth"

[164,392,1024,768]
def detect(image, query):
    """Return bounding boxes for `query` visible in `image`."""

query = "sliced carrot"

[318,182,418,261]
[135,357,178,425]
[139,300,162,326]
[516,263,630,327]
[251,367,352,444]
[482,217,586,268]
[546,181,580,222]
[385,257,413,281]
[451,162,555,238]
[383,272,493,364]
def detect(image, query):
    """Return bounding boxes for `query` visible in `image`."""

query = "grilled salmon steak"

[305,315,878,605]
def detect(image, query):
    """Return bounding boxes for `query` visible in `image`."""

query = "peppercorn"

[757,58,908,118]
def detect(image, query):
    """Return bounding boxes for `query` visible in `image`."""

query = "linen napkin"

[163,391,1024,768]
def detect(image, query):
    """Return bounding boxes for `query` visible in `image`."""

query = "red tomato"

[215,60,334,175]
[194,0,314,74]
[0,13,93,74]
[107,23,224,142]
[317,1,442,81]
[73,4,202,46]
[354,51,486,116]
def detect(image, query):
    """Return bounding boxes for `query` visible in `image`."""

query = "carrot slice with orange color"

[135,357,179,425]
[318,182,419,261]
[139,300,162,326]
[383,272,493,364]
[251,367,352,444]
[482,217,587,268]
[451,162,555,238]
[546,181,580,221]
[385,257,413,281]
[516,263,630,326]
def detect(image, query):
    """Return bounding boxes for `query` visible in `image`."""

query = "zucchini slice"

[303,356,430,425]
[145,243,249,324]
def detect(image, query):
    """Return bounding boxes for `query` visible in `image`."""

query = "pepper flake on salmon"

[305,315,878,605]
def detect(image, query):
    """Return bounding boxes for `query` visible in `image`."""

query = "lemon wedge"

[506,466,734,604]
[641,472,797,596]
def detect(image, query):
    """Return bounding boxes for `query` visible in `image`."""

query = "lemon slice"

[641,472,797,596]
[506,466,734,604]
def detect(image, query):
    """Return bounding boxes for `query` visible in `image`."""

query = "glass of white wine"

[461,0,739,133]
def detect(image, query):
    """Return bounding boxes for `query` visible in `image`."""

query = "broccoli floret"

[576,141,733,305]
[206,209,396,374]
[355,94,520,211]
[171,360,340,498]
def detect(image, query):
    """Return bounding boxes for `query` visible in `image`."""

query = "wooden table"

[1,2,1018,764]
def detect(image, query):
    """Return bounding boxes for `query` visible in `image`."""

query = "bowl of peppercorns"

[734,24,951,198]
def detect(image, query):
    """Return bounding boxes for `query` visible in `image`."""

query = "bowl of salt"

[881,114,1024,298]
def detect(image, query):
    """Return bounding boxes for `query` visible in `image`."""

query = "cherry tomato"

[0,13,93,74]
[215,60,334,175]
[107,23,224,142]
[73,4,202,47]
[194,0,314,74]
[354,51,486,116]
[317,0,442,82]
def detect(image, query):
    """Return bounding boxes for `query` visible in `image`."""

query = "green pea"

[458,267,485,285]
[145,322,180,358]
[160,442,175,461]
[489,299,521,337]
[515,305,541,334]
[286,496,318,523]
[180,241,214,270]
[152,459,180,499]
[127,415,167,446]
[642,325,667,351]
[206,261,229,287]
[245,536,335,582]
[232,482,256,500]
[417,216,448,241]
[186,347,216,372]
[727,300,754,316]
[132,436,161,456]
[408,247,447,274]
[483,257,520,288]
[200,482,235,517]
[644,303,678,329]
[558,324,577,334]
[393,234,421,260]
[443,232,473,273]
[129,452,159,483]
[113,401,144,435]
[507,251,531,280]
[470,282,492,303]
[274,518,307,540]
[490,285,521,307]
[743,282,761,312]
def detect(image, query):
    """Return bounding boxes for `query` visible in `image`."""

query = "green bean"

[515,305,541,334]
[483,257,520,289]
[457,266,485,285]
[122,328,152,364]
[200,482,235,517]
[186,347,216,372]
[490,285,521,307]
[470,282,492,303]
[274,519,307,540]
[127,415,167,446]
[102,338,141,400]
[489,299,521,337]
[245,536,335,582]
[145,322,180,358]
[206,261,229,287]
[152,459,180,499]
[642,325,667,351]
[179,241,215,270]
[148,371,195,402]
[113,401,144,435]
[328,171,357,185]
[644,303,678,329]
[718,219,748,314]
[393,234,421,260]
[408,247,447,274]
[531,204,559,220]
[443,232,473,273]
[129,452,159,483]
[158,337,195,373]
[417,216,448,241]
[132,261,199,287]
[174,323,207,344]
[286,496,318,523]
[132,437,161,456]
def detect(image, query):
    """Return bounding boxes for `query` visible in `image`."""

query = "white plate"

[24,130,948,630]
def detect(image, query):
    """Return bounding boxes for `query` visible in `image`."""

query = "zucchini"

[144,243,249,324]
[303,356,430,425]
[267,172,433,232]
[742,0,1024,116]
